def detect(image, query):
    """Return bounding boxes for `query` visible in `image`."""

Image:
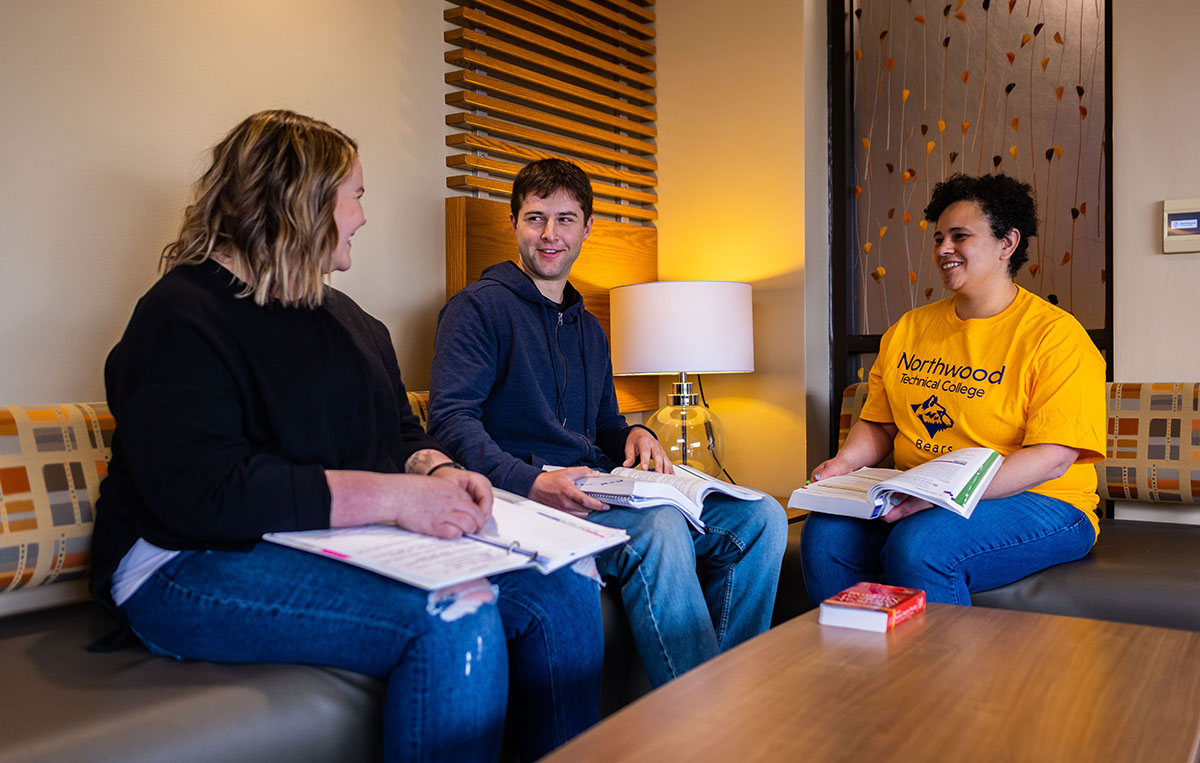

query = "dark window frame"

[825,0,1114,454]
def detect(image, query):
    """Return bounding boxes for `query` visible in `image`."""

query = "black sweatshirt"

[90,260,444,618]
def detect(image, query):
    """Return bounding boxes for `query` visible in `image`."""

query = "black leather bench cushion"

[972,519,1200,630]
[773,521,812,625]
[0,594,656,763]
[0,604,382,763]
[773,518,1200,632]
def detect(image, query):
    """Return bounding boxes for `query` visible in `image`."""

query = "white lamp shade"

[609,281,754,375]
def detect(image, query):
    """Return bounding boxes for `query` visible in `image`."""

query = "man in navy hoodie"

[429,158,787,687]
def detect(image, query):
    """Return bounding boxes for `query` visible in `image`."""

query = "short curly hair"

[922,173,1038,277]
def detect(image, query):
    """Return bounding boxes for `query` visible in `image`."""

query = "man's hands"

[534,428,674,519]
[623,427,673,473]
[530,467,608,519]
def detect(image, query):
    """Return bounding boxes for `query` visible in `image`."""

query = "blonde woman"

[91,110,601,761]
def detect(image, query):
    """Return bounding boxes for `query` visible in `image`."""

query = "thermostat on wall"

[1163,198,1200,254]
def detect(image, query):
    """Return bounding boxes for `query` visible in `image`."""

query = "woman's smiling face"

[932,200,1018,298]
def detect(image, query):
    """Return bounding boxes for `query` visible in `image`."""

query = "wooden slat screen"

[444,0,657,223]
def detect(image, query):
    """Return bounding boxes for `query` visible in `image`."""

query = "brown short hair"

[161,110,358,308]
[510,158,593,221]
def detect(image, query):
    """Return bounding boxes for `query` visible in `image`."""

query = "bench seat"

[972,518,1200,630]
[0,603,382,763]
[821,382,1200,632]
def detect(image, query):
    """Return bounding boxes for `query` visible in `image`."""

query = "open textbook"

[787,447,1003,520]
[263,489,628,591]
[572,463,763,532]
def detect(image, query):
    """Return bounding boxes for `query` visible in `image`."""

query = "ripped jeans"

[119,542,602,762]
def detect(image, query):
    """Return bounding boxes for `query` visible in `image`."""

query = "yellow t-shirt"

[861,287,1106,534]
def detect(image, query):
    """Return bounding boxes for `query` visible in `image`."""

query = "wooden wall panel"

[444,0,657,223]
[444,0,658,413]
[446,7,654,74]
[448,113,657,170]
[446,72,657,138]
[445,134,656,187]
[445,50,657,118]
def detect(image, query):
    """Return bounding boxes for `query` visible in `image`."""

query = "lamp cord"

[695,374,738,485]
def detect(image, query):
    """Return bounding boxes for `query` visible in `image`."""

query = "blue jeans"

[800,491,1096,605]
[588,494,787,687]
[119,543,602,762]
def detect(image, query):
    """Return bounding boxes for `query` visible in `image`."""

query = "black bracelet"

[427,461,465,476]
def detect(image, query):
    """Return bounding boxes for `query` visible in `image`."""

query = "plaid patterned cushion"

[0,404,112,594]
[407,391,430,431]
[837,384,870,450]
[839,382,1200,507]
[0,394,433,615]
[837,384,893,468]
[1101,383,1200,503]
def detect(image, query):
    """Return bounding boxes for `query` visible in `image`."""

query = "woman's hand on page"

[811,457,855,482]
[326,470,492,539]
[531,467,607,518]
[429,466,494,519]
[881,494,934,524]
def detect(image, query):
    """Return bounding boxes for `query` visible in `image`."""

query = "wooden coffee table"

[545,605,1200,761]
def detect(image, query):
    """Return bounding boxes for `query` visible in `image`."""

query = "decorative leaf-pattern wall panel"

[850,0,1107,335]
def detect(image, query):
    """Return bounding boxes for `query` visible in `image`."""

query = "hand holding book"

[570,463,764,532]
[264,489,628,591]
[531,466,607,518]
[789,448,1003,520]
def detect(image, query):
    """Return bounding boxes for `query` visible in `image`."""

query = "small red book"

[818,582,926,632]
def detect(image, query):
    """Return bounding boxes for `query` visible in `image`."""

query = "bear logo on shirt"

[912,395,954,438]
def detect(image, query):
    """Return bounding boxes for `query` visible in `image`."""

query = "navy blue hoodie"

[428,261,638,496]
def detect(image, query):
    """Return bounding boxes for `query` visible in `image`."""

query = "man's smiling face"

[512,188,593,301]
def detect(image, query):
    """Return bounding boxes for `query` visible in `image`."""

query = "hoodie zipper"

[554,309,595,450]
[555,311,567,427]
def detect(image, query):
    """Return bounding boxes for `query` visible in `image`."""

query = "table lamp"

[609,280,754,476]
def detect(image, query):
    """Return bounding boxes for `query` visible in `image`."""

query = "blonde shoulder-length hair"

[161,110,358,308]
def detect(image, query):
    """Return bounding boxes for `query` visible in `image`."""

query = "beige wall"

[1112,0,1200,380]
[1111,0,1200,522]
[655,0,1200,504]
[656,0,828,497]
[0,0,450,405]
[5,0,1190,507]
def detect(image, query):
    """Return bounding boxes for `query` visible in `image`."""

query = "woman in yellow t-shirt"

[801,174,1105,605]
